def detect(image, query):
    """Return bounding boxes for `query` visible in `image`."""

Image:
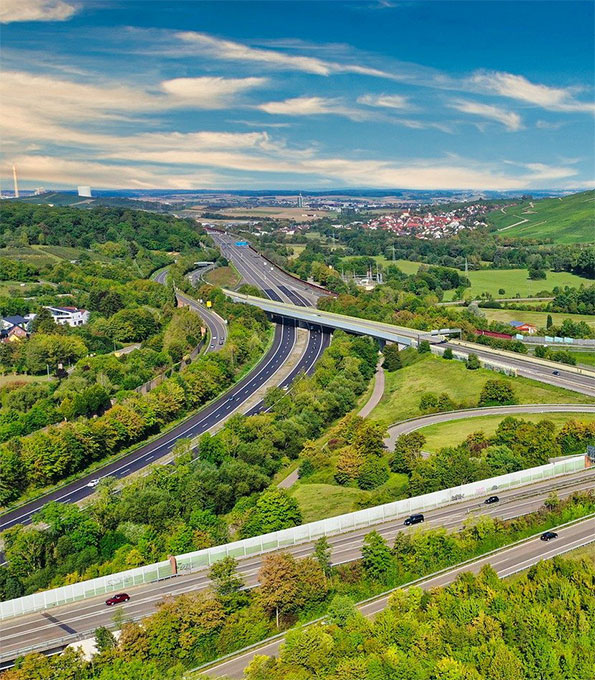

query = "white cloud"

[450,99,522,131]
[258,96,370,121]
[357,93,410,110]
[175,31,395,79]
[470,71,595,113]
[160,76,267,105]
[0,71,269,149]
[6,155,220,189]
[0,0,78,23]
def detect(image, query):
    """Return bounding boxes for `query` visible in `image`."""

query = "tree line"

[3,490,593,679]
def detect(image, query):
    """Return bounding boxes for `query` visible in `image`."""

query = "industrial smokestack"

[12,165,19,198]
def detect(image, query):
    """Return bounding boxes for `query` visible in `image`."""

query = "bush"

[383,343,402,371]
[466,353,480,370]
[418,340,431,354]
[478,379,517,406]
[442,347,453,359]
[357,458,390,490]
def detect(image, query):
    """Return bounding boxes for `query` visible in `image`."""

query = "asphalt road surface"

[205,515,595,678]
[0,243,325,532]
[1,470,592,661]
[385,403,595,450]
[154,268,227,353]
[446,342,595,397]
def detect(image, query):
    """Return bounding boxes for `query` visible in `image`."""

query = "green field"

[371,256,423,275]
[204,265,241,288]
[485,190,595,243]
[0,373,54,387]
[287,244,306,258]
[370,353,594,425]
[290,484,368,523]
[417,411,595,452]
[462,268,591,299]
[369,257,592,299]
[572,351,595,367]
[468,307,595,331]
[290,472,409,522]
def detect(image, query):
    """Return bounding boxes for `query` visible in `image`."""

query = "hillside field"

[370,353,594,425]
[485,190,595,243]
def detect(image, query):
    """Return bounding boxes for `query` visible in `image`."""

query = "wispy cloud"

[470,71,595,113]
[357,93,411,110]
[450,99,523,131]
[175,31,396,80]
[0,0,78,23]
[258,96,371,121]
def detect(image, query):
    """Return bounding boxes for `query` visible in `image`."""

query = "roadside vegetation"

[4,491,594,680]
[417,411,595,452]
[0,331,377,596]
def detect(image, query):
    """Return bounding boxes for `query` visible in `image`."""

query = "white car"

[87,479,100,488]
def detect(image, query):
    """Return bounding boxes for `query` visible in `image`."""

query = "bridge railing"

[0,455,586,621]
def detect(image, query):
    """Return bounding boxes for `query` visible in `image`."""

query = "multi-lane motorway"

[204,514,595,678]
[1,470,592,662]
[0,242,329,533]
[207,232,332,414]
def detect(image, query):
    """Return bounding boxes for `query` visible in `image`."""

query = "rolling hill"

[486,189,594,243]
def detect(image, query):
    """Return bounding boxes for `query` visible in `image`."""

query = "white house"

[44,306,90,327]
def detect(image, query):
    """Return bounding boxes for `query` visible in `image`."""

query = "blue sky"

[1,0,594,191]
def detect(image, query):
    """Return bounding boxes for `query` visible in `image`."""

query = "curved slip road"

[204,514,595,678]
[0,243,332,533]
[154,268,227,353]
[1,469,593,661]
[385,403,595,450]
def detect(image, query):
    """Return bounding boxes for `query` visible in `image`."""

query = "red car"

[105,593,130,606]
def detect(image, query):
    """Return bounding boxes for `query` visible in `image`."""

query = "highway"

[0,242,329,533]
[153,268,228,352]
[1,470,592,661]
[385,403,595,450]
[224,292,595,398]
[204,515,595,678]
[207,232,332,415]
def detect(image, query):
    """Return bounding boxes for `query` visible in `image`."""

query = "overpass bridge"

[223,289,442,347]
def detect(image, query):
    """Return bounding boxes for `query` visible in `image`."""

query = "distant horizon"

[2,187,593,198]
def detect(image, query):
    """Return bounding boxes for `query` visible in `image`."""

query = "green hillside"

[486,190,594,243]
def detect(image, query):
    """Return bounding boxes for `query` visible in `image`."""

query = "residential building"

[509,321,538,335]
[45,306,90,327]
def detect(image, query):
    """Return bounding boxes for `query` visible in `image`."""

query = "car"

[105,593,130,606]
[540,531,558,542]
[404,513,425,526]
[219,338,224,345]
[484,495,499,504]
[552,370,560,375]
[87,479,100,488]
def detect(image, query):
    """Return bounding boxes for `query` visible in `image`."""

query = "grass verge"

[417,411,595,452]
[370,353,593,426]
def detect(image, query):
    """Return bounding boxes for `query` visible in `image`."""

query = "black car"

[552,370,560,376]
[484,496,499,504]
[540,531,558,542]
[404,513,425,526]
